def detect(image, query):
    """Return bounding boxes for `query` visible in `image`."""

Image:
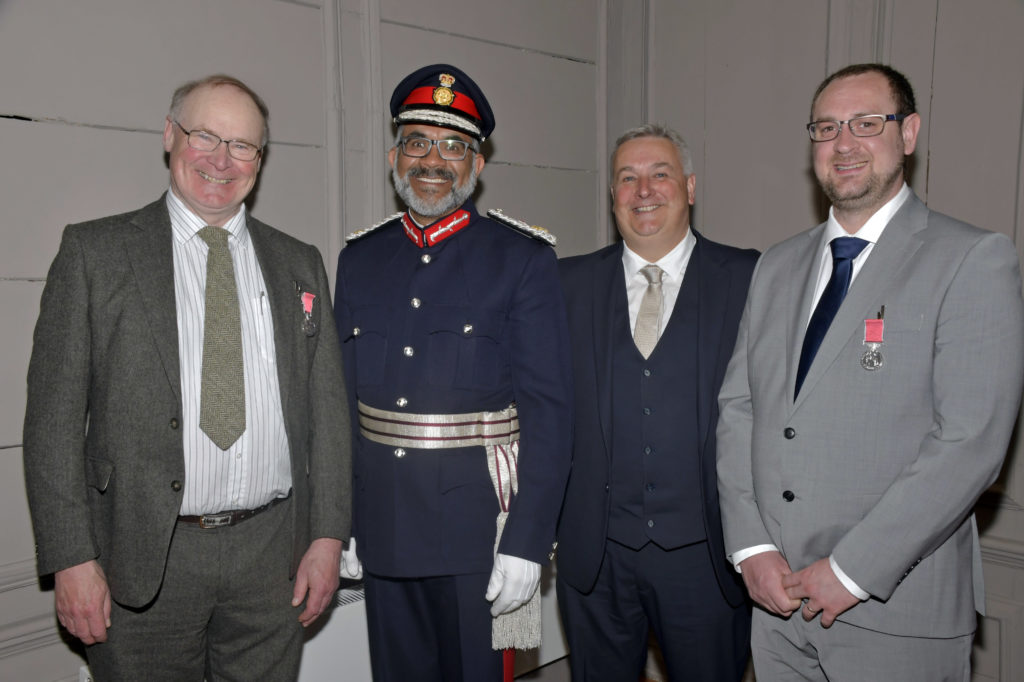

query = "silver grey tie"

[198,226,245,450]
[633,264,664,359]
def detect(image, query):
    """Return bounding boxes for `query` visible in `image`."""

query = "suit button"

[169,418,179,429]
[783,490,795,502]
[604,484,610,492]
[784,427,796,439]
[171,480,182,492]
[647,520,655,528]
[643,368,651,377]
[643,407,652,415]
[644,446,652,455]
[645,483,655,493]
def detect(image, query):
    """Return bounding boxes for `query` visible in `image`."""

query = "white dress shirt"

[621,229,697,340]
[732,184,912,601]
[168,191,291,515]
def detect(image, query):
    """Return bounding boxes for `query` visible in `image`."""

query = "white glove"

[340,537,363,579]
[485,553,541,616]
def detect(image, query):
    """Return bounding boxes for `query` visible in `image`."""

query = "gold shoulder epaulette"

[487,208,557,247]
[345,213,404,243]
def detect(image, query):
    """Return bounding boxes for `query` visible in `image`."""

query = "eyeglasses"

[173,120,263,161]
[397,136,476,161]
[806,114,907,142]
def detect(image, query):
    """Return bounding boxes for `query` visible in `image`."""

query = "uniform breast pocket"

[425,307,506,389]
[344,307,389,387]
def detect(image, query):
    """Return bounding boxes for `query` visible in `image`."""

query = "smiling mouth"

[199,170,231,185]
[835,162,868,172]
[416,177,449,185]
[633,204,660,213]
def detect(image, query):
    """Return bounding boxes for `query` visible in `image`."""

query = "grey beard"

[393,164,478,220]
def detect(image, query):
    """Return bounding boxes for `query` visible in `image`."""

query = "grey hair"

[611,123,694,181]
[169,74,269,147]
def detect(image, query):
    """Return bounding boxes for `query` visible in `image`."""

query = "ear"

[686,173,697,206]
[387,145,397,169]
[900,113,921,156]
[163,117,175,153]
[472,150,485,176]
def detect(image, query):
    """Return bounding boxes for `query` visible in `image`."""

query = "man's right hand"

[738,550,802,617]
[54,560,111,644]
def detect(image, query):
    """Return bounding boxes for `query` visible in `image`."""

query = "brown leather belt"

[177,493,289,529]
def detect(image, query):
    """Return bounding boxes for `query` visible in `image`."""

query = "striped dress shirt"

[167,191,291,515]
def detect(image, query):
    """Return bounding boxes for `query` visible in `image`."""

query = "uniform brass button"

[394,448,406,458]
[410,298,421,308]
[421,254,432,264]
[783,490,795,502]
[353,327,361,336]
[403,346,414,357]
[396,397,408,407]
[463,324,473,335]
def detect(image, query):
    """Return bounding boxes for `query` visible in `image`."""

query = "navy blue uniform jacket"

[335,201,573,577]
[556,232,756,605]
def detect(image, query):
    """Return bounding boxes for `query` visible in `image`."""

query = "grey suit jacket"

[23,196,351,608]
[717,192,1024,637]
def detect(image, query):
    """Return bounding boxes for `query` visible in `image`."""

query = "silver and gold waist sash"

[357,401,519,449]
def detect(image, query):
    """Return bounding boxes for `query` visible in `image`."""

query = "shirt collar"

[166,189,248,245]
[824,183,910,245]
[621,229,696,280]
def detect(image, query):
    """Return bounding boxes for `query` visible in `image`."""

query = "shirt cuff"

[829,555,870,600]
[729,544,779,573]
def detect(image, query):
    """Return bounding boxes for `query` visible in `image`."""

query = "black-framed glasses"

[173,120,262,161]
[397,136,476,161]
[806,114,907,142]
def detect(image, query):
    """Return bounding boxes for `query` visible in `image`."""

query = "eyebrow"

[615,161,674,176]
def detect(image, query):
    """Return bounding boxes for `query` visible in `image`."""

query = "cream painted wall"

[4,0,1024,680]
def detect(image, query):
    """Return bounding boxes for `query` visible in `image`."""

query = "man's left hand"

[485,553,540,616]
[782,558,859,627]
[292,537,343,627]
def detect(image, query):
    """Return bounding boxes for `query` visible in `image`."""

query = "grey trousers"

[750,607,972,682]
[86,497,304,682]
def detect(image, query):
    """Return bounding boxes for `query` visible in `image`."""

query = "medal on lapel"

[861,305,884,370]
[295,282,318,336]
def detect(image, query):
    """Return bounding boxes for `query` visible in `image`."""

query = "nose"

[832,123,860,152]
[208,142,233,169]
[636,176,652,197]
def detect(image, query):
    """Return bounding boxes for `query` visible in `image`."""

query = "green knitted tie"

[198,226,245,450]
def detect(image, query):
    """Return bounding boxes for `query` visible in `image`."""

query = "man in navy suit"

[557,124,754,681]
[334,64,572,681]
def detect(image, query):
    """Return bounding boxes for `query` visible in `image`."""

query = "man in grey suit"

[716,63,1024,680]
[23,75,351,681]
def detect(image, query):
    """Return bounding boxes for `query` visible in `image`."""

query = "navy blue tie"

[795,237,869,398]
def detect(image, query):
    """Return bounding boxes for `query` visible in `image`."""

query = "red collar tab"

[401,209,471,249]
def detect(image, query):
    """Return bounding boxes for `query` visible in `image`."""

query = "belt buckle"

[199,512,233,529]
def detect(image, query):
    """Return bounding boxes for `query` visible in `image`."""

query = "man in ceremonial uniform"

[716,63,1024,679]
[334,64,572,682]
